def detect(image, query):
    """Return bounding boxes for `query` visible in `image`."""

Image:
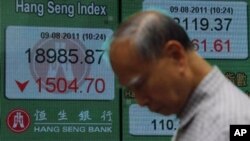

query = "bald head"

[111,11,193,61]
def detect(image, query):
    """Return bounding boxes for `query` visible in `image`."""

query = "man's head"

[109,11,211,115]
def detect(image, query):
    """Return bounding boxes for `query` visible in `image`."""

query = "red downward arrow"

[15,80,29,92]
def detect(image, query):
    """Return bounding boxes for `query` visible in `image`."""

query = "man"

[109,10,250,141]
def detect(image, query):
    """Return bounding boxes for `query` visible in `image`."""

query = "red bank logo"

[7,109,31,133]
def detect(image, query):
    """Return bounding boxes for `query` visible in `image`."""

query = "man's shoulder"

[199,88,250,125]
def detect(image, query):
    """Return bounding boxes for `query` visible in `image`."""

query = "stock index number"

[25,48,105,64]
[174,17,232,31]
[151,119,175,131]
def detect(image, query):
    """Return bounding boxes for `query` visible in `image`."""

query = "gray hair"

[112,11,193,60]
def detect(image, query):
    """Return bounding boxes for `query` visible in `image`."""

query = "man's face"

[110,39,189,115]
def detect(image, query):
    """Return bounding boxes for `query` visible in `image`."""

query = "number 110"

[151,119,174,131]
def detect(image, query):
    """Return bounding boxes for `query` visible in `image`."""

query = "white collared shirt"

[172,66,250,141]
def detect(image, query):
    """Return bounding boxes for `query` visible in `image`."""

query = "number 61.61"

[192,39,230,52]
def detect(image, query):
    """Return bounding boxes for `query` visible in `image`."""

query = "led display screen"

[0,0,249,141]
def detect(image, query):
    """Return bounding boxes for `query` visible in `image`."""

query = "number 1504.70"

[36,77,106,94]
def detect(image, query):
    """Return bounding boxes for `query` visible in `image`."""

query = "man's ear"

[162,40,186,62]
